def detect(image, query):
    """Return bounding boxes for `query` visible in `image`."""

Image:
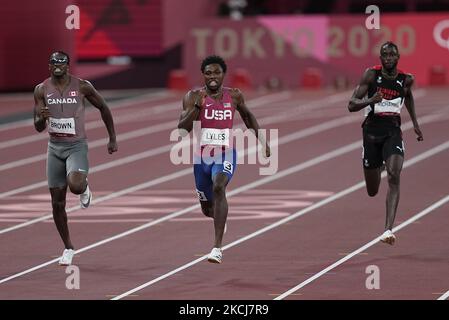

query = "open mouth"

[208,80,218,86]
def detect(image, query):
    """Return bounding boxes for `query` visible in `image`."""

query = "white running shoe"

[80,185,92,209]
[59,249,75,266]
[380,230,396,245]
[207,247,223,264]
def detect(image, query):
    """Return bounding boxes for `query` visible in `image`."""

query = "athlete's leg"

[362,130,383,197]
[364,167,382,197]
[210,150,236,249]
[67,172,87,194]
[47,142,74,249]
[384,154,404,231]
[200,201,214,218]
[50,186,74,249]
[211,173,229,248]
[66,141,89,195]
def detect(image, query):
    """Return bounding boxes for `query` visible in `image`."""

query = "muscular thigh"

[66,140,89,176]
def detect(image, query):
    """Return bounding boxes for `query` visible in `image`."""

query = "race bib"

[48,117,76,136]
[200,128,230,146]
[374,97,404,115]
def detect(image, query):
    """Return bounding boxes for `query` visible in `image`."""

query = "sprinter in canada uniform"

[348,42,423,245]
[33,51,118,266]
[178,55,270,263]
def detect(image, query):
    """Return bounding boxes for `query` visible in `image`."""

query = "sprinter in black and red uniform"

[348,42,423,245]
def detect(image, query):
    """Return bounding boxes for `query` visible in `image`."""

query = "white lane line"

[0,121,177,172]
[0,91,292,170]
[0,117,373,283]
[437,291,449,300]
[0,90,171,133]
[0,112,360,233]
[0,101,178,150]
[0,107,446,233]
[1,119,447,288]
[0,91,345,197]
[112,140,449,300]
[275,193,449,300]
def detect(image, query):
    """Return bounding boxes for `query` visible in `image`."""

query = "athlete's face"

[203,64,224,91]
[49,54,69,77]
[380,46,399,72]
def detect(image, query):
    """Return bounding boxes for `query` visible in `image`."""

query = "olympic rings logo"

[433,20,449,51]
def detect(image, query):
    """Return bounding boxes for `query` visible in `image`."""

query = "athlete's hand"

[370,92,383,104]
[39,106,51,120]
[414,126,424,141]
[107,139,118,154]
[194,90,207,110]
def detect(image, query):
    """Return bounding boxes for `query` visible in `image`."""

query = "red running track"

[0,88,448,300]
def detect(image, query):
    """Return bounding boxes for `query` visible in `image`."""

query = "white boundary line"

[112,140,449,300]
[0,90,171,133]
[0,108,446,233]
[275,193,449,300]
[0,91,294,196]
[0,118,445,289]
[0,119,375,284]
[0,91,292,169]
[0,113,360,233]
[0,91,348,199]
[437,291,449,300]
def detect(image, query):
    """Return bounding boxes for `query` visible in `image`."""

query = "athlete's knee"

[212,183,226,196]
[386,168,401,185]
[68,181,86,194]
[387,171,400,186]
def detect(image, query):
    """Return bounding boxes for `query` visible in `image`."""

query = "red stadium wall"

[184,13,449,88]
[75,0,163,58]
[0,0,75,91]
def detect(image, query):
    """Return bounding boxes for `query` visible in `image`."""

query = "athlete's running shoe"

[380,230,396,245]
[207,247,223,264]
[80,185,92,209]
[59,249,75,266]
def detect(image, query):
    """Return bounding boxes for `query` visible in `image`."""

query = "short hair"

[50,51,70,65]
[380,41,399,55]
[201,55,227,73]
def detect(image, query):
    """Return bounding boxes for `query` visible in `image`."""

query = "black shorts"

[362,126,404,169]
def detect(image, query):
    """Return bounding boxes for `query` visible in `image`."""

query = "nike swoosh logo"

[206,103,213,107]
[47,93,55,97]
[396,146,403,152]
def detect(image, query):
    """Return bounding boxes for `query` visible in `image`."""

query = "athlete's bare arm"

[33,83,49,132]
[404,75,423,141]
[232,88,270,157]
[177,89,204,132]
[80,80,118,154]
[348,68,383,112]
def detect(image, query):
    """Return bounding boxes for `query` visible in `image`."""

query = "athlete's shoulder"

[78,78,97,95]
[360,67,377,83]
[370,65,382,71]
[185,88,203,99]
[404,73,415,86]
[78,78,93,87]
[34,82,45,97]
